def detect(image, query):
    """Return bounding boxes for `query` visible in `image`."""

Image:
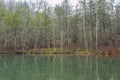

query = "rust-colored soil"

[99,47,120,56]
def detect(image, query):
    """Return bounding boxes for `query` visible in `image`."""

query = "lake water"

[0,54,120,80]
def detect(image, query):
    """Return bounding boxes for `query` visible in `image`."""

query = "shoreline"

[0,51,120,57]
[0,47,120,57]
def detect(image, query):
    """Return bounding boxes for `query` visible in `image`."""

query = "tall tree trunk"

[95,0,99,52]
[89,0,94,50]
[67,19,70,48]
[52,22,56,51]
[58,15,64,52]
[110,0,115,46]
[60,17,63,52]
[22,28,25,53]
[35,31,40,53]
[83,0,88,51]
[14,30,17,52]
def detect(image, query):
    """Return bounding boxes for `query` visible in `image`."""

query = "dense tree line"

[0,0,119,52]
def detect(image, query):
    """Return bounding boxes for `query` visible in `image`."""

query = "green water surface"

[0,54,120,80]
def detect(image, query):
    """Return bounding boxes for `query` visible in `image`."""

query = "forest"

[0,0,120,54]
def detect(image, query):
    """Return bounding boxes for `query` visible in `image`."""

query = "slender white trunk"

[89,0,94,50]
[83,0,88,51]
[4,37,7,51]
[53,23,56,51]
[67,19,70,48]
[22,28,25,53]
[95,0,99,52]
[60,18,63,52]
[14,30,17,52]
[35,31,40,53]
